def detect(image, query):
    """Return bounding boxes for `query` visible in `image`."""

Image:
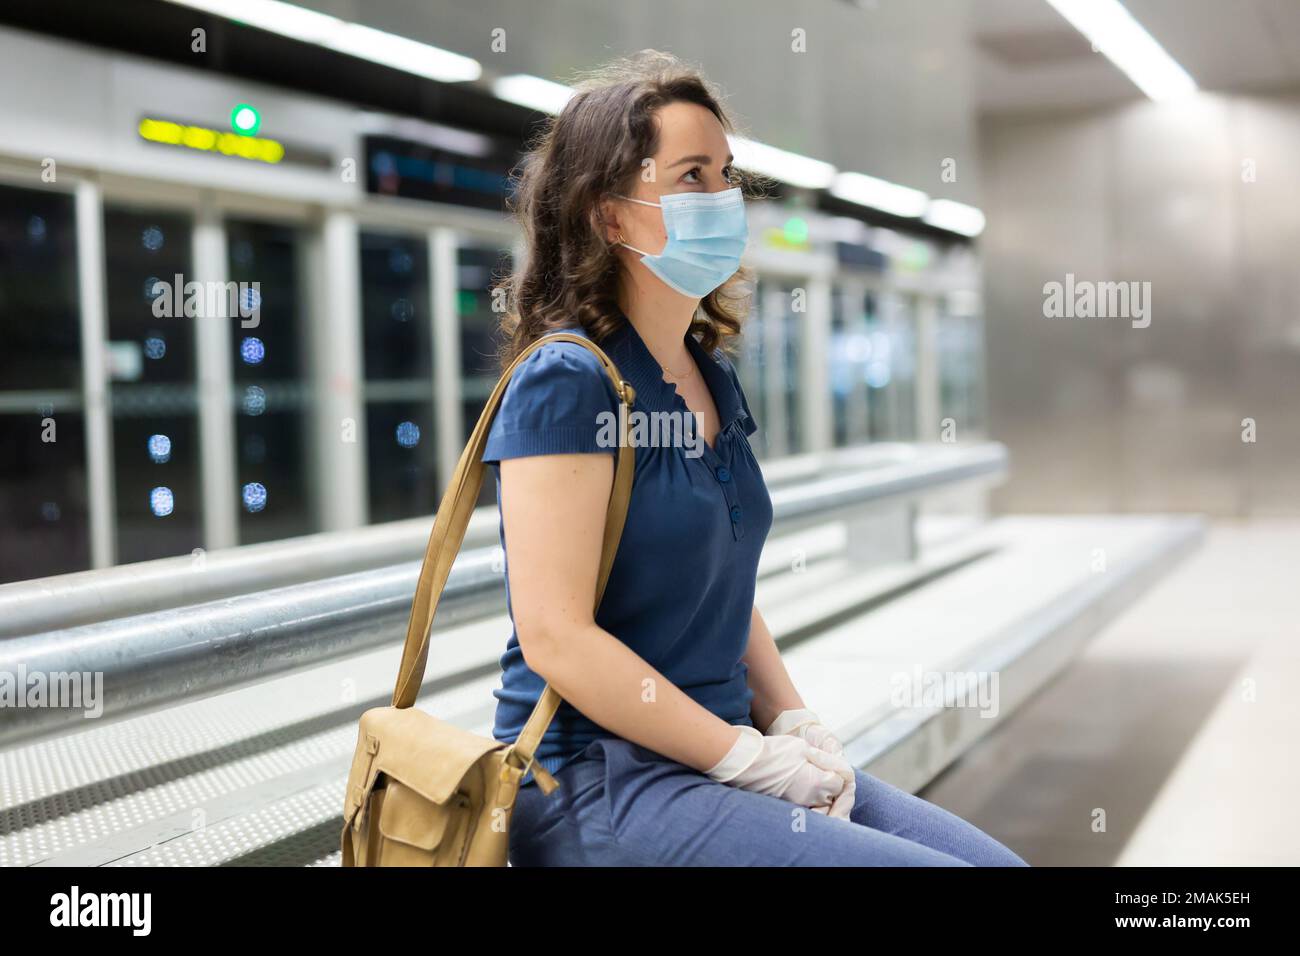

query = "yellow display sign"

[138,118,285,164]
[761,225,811,252]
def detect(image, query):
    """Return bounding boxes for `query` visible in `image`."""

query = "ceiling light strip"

[1043,0,1196,101]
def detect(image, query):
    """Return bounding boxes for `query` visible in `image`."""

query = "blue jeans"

[510,737,1030,866]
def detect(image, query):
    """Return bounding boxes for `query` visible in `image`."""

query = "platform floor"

[921,519,1300,866]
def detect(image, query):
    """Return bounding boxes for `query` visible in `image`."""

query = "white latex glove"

[765,707,845,756]
[765,709,856,819]
[705,725,854,819]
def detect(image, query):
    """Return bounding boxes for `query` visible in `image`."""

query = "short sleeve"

[482,340,621,464]
[718,351,759,437]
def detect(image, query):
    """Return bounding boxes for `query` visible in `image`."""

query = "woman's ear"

[595,198,623,245]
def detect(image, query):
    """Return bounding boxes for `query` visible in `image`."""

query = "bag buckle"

[500,746,534,782]
[499,746,559,795]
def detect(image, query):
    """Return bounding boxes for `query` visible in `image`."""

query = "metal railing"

[0,508,504,640]
[0,442,1007,748]
[0,443,1000,637]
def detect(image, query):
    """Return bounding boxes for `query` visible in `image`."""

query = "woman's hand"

[765,707,846,756]
[705,725,855,818]
[763,709,856,818]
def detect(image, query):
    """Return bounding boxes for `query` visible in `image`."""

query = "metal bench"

[0,443,1201,866]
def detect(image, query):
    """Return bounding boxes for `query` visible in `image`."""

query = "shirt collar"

[602,315,748,431]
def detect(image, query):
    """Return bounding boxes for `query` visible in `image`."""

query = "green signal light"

[231,104,261,137]
[782,216,809,245]
[901,243,931,271]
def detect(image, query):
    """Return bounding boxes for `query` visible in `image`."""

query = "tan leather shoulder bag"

[340,331,635,867]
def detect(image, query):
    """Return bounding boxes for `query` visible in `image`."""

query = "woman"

[483,51,1028,867]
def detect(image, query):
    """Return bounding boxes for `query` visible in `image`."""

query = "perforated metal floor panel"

[1,619,503,867]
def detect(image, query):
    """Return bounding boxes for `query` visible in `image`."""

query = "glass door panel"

[457,241,512,507]
[0,184,89,582]
[872,291,919,441]
[747,278,805,458]
[226,219,315,544]
[360,231,436,523]
[104,206,202,563]
[829,285,871,447]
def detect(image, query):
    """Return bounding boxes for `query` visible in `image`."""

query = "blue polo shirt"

[483,318,775,781]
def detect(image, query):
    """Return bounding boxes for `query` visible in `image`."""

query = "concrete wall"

[980,91,1300,516]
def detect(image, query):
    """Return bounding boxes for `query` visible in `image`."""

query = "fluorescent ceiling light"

[830,171,929,218]
[164,0,482,82]
[922,199,986,237]
[331,23,480,82]
[491,75,576,115]
[728,135,837,190]
[1043,0,1196,101]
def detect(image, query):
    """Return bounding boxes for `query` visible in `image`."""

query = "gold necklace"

[662,357,696,381]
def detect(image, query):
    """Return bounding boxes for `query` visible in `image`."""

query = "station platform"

[0,444,1203,866]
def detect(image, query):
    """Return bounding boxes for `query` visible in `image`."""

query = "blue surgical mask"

[615,187,748,298]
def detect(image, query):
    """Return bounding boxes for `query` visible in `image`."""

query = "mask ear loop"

[614,194,662,209]
[612,195,659,257]
[618,237,654,257]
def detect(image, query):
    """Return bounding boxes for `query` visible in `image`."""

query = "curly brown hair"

[495,50,757,368]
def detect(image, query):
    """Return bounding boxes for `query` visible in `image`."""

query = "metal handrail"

[0,442,1000,638]
[769,442,1007,526]
[0,510,503,641]
[0,442,1006,748]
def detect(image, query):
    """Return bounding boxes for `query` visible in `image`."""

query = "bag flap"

[358,705,505,805]
[377,781,459,849]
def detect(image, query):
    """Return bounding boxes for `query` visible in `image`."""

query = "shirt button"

[715,466,731,483]
[730,505,743,523]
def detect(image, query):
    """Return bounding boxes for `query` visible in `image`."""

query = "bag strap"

[390,331,637,766]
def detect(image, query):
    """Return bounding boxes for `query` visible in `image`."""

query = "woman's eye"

[681,166,702,184]
[722,166,736,184]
